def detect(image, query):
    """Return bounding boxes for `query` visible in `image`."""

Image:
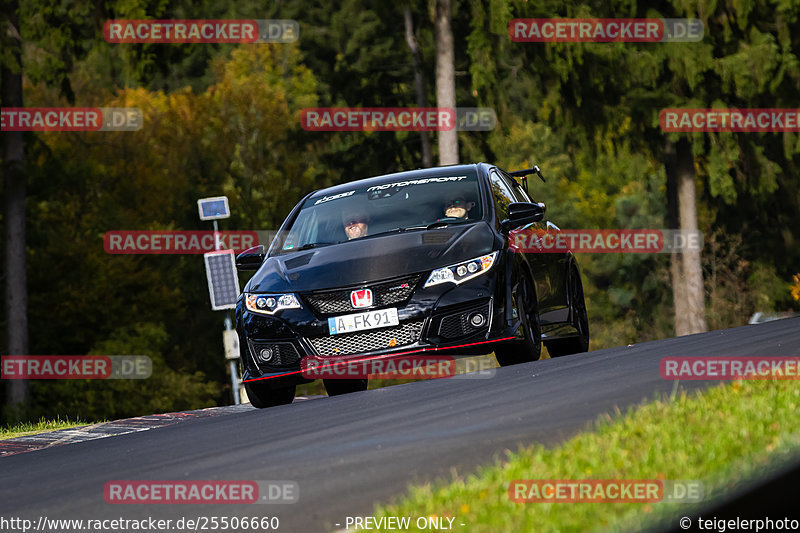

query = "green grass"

[0,416,94,441]
[367,379,800,532]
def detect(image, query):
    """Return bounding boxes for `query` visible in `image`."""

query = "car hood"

[247,222,496,293]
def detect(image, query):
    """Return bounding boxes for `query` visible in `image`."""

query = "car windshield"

[271,170,482,255]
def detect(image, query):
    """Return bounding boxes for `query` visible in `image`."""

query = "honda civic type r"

[235,163,589,408]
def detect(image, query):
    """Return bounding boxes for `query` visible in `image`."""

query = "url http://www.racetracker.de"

[681,516,799,532]
[0,515,281,533]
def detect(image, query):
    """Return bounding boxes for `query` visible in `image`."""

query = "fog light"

[258,347,275,363]
[469,313,486,327]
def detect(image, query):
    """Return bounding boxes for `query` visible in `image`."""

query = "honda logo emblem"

[350,289,373,308]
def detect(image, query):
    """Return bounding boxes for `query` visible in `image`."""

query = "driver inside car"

[443,195,475,220]
[342,210,370,240]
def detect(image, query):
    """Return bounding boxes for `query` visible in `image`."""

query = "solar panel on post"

[197,196,231,221]
[204,249,240,310]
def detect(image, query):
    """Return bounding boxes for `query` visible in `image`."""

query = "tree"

[670,139,707,334]
[434,0,458,165]
[404,5,432,167]
[2,0,29,418]
[2,0,120,419]
[467,0,800,337]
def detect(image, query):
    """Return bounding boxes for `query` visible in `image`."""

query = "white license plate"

[327,308,399,335]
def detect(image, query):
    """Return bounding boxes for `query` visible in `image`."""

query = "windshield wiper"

[425,221,450,230]
[368,223,452,237]
[397,225,429,231]
[374,225,431,235]
[296,242,337,250]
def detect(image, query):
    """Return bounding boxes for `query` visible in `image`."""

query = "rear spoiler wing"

[508,165,546,183]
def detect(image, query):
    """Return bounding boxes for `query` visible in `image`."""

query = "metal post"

[213,219,221,251]
[219,226,240,405]
[229,360,241,405]
[225,316,241,405]
[198,197,241,405]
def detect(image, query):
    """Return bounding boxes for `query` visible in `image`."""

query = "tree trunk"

[664,140,689,335]
[2,4,30,416]
[404,7,432,167]
[666,138,707,335]
[434,0,458,165]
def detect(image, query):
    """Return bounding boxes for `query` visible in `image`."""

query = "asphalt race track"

[2,317,799,532]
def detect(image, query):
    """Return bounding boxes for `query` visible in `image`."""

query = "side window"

[489,171,516,220]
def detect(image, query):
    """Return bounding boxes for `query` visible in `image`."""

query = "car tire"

[245,382,296,408]
[323,378,369,396]
[546,264,590,357]
[495,272,542,366]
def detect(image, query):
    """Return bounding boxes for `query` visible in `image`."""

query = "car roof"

[307,163,491,198]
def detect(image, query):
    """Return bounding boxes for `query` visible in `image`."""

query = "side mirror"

[501,202,545,233]
[236,245,266,271]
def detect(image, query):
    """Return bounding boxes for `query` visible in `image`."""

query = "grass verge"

[0,416,93,441]
[369,379,800,532]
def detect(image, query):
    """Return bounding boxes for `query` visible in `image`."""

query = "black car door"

[489,170,555,314]
[499,170,568,318]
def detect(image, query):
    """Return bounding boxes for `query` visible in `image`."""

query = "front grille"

[302,275,421,315]
[308,321,424,356]
[249,341,301,367]
[437,301,491,340]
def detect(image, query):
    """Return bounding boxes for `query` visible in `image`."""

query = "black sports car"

[235,163,589,407]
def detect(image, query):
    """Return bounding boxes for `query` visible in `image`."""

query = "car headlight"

[245,293,302,315]
[424,251,498,288]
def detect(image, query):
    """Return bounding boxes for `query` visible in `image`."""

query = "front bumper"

[238,271,518,386]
